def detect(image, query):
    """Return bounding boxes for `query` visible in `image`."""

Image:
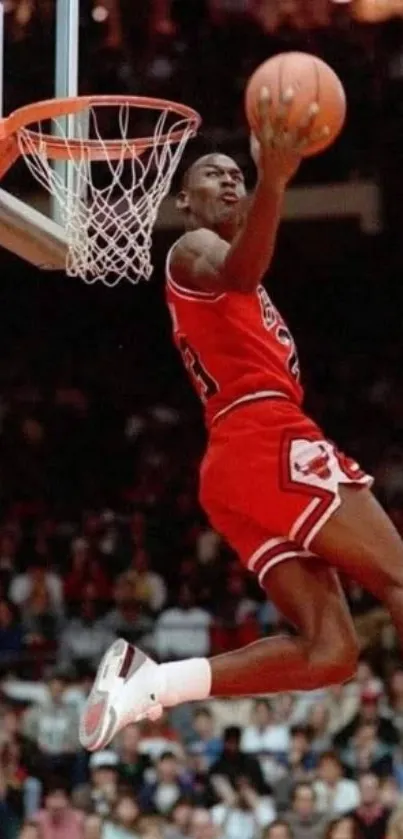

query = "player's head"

[177,153,247,238]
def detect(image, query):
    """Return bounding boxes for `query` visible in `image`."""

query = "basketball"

[245,52,347,157]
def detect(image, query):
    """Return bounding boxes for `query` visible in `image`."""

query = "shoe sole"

[79,639,138,751]
[79,639,163,751]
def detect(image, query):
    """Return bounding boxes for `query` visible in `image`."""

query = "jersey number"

[276,325,300,381]
[258,286,300,381]
[178,336,219,403]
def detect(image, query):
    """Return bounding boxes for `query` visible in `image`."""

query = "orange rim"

[0,94,201,164]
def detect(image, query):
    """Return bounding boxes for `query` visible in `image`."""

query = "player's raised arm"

[170,89,321,295]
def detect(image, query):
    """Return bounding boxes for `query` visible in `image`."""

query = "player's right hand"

[251,86,326,187]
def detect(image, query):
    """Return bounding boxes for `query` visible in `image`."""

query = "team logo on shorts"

[293,441,332,482]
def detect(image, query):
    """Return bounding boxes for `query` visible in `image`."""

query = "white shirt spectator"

[212,799,275,839]
[241,699,290,755]
[207,698,255,732]
[58,618,115,669]
[10,569,64,614]
[313,778,360,815]
[153,606,212,659]
[137,735,184,761]
[241,723,290,754]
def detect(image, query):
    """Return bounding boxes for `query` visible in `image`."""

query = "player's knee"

[308,636,358,687]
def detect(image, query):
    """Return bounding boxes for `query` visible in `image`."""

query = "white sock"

[156,658,212,707]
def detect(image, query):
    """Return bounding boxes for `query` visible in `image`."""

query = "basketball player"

[79,88,403,752]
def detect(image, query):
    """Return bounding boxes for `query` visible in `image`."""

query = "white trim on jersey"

[212,390,288,424]
[247,536,313,586]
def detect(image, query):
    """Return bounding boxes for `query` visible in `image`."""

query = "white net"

[17,102,196,286]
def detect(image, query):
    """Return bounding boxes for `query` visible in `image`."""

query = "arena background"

[1,3,403,839]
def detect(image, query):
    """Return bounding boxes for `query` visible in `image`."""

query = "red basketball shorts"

[199,398,373,583]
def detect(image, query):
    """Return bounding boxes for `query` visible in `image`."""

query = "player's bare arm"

[171,88,322,295]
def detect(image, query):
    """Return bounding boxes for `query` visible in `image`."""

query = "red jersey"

[165,245,303,427]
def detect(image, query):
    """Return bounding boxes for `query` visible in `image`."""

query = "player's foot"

[79,639,163,751]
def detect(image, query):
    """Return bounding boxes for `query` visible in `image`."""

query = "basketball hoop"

[0,95,201,285]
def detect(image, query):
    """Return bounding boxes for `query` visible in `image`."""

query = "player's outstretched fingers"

[295,102,319,141]
[296,124,331,154]
[272,85,295,133]
[256,86,274,147]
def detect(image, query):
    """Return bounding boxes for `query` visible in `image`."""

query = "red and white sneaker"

[79,639,163,751]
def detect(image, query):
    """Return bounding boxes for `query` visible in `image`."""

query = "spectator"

[284,782,329,839]
[386,807,403,839]
[103,794,140,839]
[72,751,119,817]
[0,705,39,796]
[22,670,80,782]
[189,807,222,839]
[0,599,24,666]
[153,584,212,660]
[340,722,394,778]
[209,726,265,794]
[9,556,64,619]
[165,798,194,839]
[64,538,110,606]
[306,704,333,754]
[22,584,64,648]
[322,686,360,740]
[0,734,42,820]
[33,785,84,839]
[137,814,166,839]
[241,700,290,757]
[83,814,103,839]
[349,773,391,839]
[205,699,255,734]
[58,583,115,670]
[138,751,194,815]
[387,668,403,737]
[313,752,360,816]
[263,821,294,839]
[17,822,42,839]
[100,576,154,651]
[324,816,362,839]
[0,748,25,839]
[211,775,276,839]
[272,727,316,812]
[210,572,260,654]
[127,549,167,613]
[380,777,402,810]
[115,724,151,791]
[334,686,399,749]
[138,715,184,762]
[0,531,19,597]
[287,727,317,774]
[190,709,222,770]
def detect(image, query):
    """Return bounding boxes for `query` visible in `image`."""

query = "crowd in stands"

[0,343,401,839]
[6,657,403,839]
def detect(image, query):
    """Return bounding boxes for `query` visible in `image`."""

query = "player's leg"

[208,554,358,695]
[309,484,403,642]
[80,553,359,751]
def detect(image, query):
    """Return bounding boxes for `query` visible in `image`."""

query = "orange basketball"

[245,52,346,157]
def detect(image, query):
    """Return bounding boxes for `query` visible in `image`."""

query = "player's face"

[179,154,247,231]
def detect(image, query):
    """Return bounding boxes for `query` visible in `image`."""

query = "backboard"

[0,0,80,269]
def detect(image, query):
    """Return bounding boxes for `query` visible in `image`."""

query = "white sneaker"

[79,639,163,751]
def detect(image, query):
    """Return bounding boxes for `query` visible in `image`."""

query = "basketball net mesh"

[18,104,194,285]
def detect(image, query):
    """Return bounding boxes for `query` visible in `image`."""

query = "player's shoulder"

[167,227,229,295]
[170,228,223,267]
